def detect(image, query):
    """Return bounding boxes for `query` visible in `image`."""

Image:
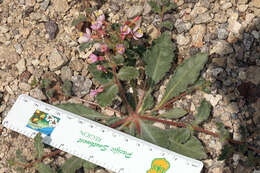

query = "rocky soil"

[0,0,260,172]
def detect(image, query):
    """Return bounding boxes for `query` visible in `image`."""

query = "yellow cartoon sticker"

[147,158,170,173]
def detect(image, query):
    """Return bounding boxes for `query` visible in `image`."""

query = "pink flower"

[98,56,105,61]
[133,16,141,23]
[88,54,105,63]
[97,65,107,73]
[120,25,131,40]
[91,20,103,30]
[120,25,131,35]
[78,28,91,43]
[97,43,108,52]
[88,54,99,63]
[90,88,104,97]
[132,27,143,40]
[116,44,125,54]
[91,12,105,31]
[97,14,105,22]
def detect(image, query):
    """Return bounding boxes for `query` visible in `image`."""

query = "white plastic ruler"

[2,94,203,173]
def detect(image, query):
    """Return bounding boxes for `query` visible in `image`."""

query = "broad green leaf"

[118,66,139,81]
[61,156,84,173]
[79,41,93,51]
[161,21,174,30]
[168,129,207,159]
[167,128,191,143]
[34,133,44,159]
[145,32,175,84]
[139,120,169,148]
[96,84,119,107]
[139,90,154,113]
[88,64,113,84]
[16,149,27,163]
[148,0,161,13]
[105,117,124,126]
[56,103,110,120]
[158,53,208,108]
[16,167,25,173]
[71,15,87,26]
[111,54,124,64]
[159,108,187,119]
[193,99,211,125]
[62,80,72,96]
[83,160,96,171]
[36,163,55,173]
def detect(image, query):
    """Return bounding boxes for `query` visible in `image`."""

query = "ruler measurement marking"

[3,95,203,173]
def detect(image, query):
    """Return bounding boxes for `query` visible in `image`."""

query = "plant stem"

[78,98,126,116]
[23,150,62,169]
[153,86,200,111]
[111,63,134,114]
[136,89,146,113]
[139,116,260,154]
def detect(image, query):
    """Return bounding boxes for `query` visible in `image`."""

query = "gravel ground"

[0,0,260,172]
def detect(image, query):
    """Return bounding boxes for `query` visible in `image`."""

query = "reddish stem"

[139,116,260,153]
[23,150,62,169]
[110,117,128,128]
[111,63,134,114]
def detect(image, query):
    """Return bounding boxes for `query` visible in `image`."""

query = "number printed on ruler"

[2,94,204,173]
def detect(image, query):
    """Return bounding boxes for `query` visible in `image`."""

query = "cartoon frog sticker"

[147,158,170,173]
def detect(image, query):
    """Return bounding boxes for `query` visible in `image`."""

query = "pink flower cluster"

[120,16,143,40]
[78,12,105,44]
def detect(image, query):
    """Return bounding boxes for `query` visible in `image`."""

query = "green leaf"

[139,120,169,148]
[83,160,96,171]
[88,64,113,84]
[105,117,124,126]
[158,53,208,108]
[148,0,161,13]
[56,103,110,120]
[7,158,16,166]
[96,84,119,107]
[161,21,174,30]
[16,149,27,163]
[126,93,136,110]
[41,79,52,89]
[193,99,211,125]
[161,0,170,5]
[164,2,176,12]
[118,66,139,81]
[111,54,124,64]
[79,41,93,51]
[36,163,55,173]
[16,167,25,173]
[139,90,154,113]
[216,122,230,142]
[34,133,44,159]
[159,107,187,119]
[145,32,175,85]
[218,144,234,160]
[168,129,207,159]
[167,128,191,143]
[71,15,87,26]
[61,156,84,173]
[62,80,72,96]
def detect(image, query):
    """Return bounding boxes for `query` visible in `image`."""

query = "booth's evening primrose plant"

[9,0,260,172]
